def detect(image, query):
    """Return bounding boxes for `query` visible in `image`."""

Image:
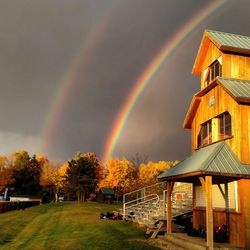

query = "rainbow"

[40,6,117,157]
[101,0,226,164]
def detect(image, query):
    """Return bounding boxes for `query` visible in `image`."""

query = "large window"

[218,112,232,140]
[197,112,232,148]
[204,60,222,87]
[197,120,212,148]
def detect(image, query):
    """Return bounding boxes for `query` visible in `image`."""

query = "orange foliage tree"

[138,160,179,187]
[99,158,137,200]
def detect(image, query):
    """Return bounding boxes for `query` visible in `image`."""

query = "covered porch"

[158,141,250,249]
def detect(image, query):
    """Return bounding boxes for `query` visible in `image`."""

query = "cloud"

[0,131,41,156]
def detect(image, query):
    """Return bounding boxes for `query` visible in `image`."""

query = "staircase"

[123,182,192,226]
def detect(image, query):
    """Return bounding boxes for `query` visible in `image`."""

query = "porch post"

[199,176,214,249]
[205,176,214,250]
[167,181,174,233]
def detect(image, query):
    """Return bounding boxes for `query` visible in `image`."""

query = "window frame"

[217,111,232,140]
[204,60,222,87]
[197,120,212,148]
[197,112,232,149]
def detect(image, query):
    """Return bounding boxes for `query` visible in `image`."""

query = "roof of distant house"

[99,188,115,195]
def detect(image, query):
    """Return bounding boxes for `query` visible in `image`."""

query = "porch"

[158,141,250,249]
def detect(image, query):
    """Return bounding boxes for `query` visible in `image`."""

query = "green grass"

[0,202,159,250]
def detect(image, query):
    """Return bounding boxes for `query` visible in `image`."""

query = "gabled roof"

[193,30,250,75]
[217,77,250,102]
[207,30,250,52]
[158,141,250,182]
[99,188,114,195]
[183,77,250,129]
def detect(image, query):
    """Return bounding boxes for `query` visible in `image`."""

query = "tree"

[65,154,97,203]
[11,150,42,195]
[37,155,61,202]
[0,165,14,195]
[99,158,137,200]
[81,152,104,186]
[138,160,178,187]
[129,153,149,170]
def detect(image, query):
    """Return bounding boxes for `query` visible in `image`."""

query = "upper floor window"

[197,120,212,148]
[204,60,222,87]
[197,112,232,149]
[218,112,232,140]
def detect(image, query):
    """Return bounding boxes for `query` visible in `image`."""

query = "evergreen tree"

[65,155,96,202]
[11,151,42,195]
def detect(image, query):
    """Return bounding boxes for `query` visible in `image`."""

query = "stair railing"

[123,181,166,219]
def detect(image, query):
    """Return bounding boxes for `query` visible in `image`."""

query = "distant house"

[158,30,250,249]
[97,188,115,204]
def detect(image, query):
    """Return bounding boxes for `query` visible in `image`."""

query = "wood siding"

[191,84,250,164]
[238,179,250,249]
[193,208,244,247]
[222,53,250,80]
[200,42,222,89]
[199,41,250,89]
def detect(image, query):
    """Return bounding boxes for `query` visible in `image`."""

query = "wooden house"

[97,188,115,204]
[158,30,250,249]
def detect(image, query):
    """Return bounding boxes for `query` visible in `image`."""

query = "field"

[0,202,160,250]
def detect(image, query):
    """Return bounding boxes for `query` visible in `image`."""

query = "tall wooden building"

[159,30,250,249]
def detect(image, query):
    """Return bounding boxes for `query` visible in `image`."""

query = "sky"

[0,0,249,164]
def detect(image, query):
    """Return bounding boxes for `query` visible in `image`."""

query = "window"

[197,120,212,148]
[218,112,232,140]
[204,60,222,87]
[197,112,232,149]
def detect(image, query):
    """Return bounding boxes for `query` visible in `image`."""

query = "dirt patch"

[132,237,185,250]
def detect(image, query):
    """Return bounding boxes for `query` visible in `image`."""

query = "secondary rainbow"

[40,6,116,157]
[101,0,226,164]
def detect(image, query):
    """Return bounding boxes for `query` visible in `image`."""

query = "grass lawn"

[0,202,160,250]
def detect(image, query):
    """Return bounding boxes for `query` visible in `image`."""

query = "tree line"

[0,150,178,203]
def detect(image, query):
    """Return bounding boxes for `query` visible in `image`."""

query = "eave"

[192,30,250,76]
[183,77,250,129]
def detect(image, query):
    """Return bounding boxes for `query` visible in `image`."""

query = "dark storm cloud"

[0,0,249,162]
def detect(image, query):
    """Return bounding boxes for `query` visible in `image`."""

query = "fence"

[0,200,41,213]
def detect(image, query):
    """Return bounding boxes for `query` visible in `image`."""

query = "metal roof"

[100,188,114,195]
[206,30,250,52]
[217,77,250,100]
[192,30,250,75]
[158,141,250,180]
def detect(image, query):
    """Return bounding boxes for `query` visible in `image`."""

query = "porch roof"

[158,141,250,183]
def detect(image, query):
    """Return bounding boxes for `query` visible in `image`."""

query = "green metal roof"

[206,30,250,52]
[217,77,250,101]
[100,188,114,195]
[158,141,250,180]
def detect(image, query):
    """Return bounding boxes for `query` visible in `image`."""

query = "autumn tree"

[65,154,97,203]
[99,158,137,200]
[37,155,61,202]
[138,160,178,187]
